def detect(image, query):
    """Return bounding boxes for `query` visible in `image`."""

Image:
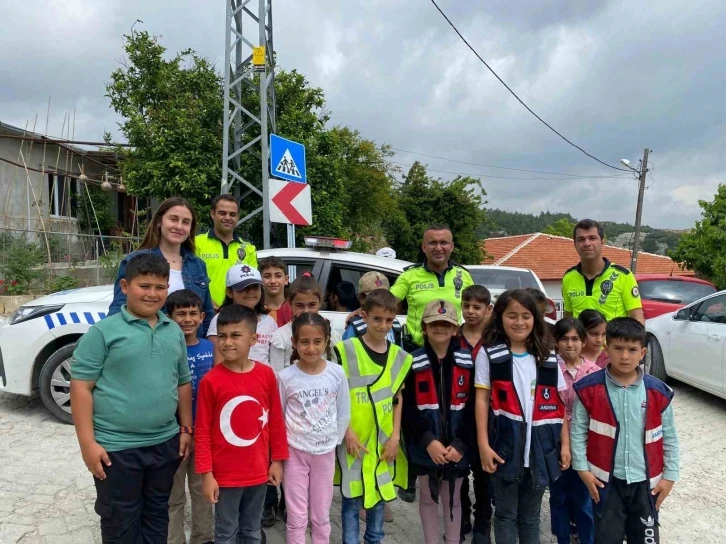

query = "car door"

[669,293,726,393]
[318,260,404,337]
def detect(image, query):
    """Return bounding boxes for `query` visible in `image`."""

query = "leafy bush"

[0,234,48,294]
[48,275,79,293]
[100,242,126,279]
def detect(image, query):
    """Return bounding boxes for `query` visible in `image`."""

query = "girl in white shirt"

[269,274,341,373]
[277,312,350,544]
[207,264,277,365]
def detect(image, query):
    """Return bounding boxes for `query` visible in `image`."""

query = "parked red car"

[635,274,717,320]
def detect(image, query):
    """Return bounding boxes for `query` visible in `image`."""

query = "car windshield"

[469,269,539,290]
[638,279,716,304]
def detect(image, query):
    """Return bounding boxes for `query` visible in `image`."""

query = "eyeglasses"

[425,241,453,248]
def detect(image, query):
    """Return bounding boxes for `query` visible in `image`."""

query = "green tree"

[386,162,486,264]
[543,218,576,238]
[107,30,224,219]
[670,185,726,287]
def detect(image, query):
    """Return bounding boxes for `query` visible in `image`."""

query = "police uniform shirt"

[390,261,473,347]
[561,258,642,321]
[195,229,258,306]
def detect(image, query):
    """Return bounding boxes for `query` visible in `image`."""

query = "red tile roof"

[482,233,693,281]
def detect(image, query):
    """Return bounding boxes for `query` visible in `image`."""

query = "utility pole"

[630,148,650,272]
[221,0,276,249]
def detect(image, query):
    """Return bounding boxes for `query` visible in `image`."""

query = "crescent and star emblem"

[219,395,269,447]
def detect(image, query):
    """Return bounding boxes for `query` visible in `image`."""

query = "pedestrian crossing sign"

[270,134,307,183]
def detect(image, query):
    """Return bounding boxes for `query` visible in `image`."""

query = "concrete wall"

[0,134,120,234]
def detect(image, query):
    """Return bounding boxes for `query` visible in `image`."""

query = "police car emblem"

[237,247,246,261]
[458,375,465,387]
[542,387,550,400]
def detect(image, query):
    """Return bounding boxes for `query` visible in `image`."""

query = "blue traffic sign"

[270,134,307,183]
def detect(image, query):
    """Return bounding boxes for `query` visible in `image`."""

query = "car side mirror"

[675,308,691,321]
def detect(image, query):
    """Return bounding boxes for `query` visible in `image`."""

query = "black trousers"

[93,435,182,544]
[461,457,494,535]
[595,478,659,544]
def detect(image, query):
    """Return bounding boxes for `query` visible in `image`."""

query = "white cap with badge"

[225,264,263,291]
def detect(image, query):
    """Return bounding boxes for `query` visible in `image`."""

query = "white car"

[646,289,726,400]
[466,265,558,321]
[0,238,411,423]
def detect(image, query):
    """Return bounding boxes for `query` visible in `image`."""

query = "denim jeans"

[549,468,594,544]
[341,497,385,544]
[214,484,267,544]
[491,469,546,544]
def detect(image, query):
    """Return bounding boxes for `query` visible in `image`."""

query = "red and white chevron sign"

[269,178,312,226]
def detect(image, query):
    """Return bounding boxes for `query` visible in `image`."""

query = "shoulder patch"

[450,261,469,273]
[403,263,424,272]
[611,264,631,275]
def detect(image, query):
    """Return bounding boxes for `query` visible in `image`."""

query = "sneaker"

[398,487,416,503]
[261,506,276,528]
[384,503,393,523]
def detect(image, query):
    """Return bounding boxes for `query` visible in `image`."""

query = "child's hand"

[202,473,219,503]
[344,429,368,458]
[80,441,112,480]
[480,444,504,473]
[268,461,283,486]
[179,433,192,460]
[426,440,449,465]
[444,445,463,464]
[559,444,571,470]
[651,479,675,510]
[578,470,604,503]
[382,436,399,463]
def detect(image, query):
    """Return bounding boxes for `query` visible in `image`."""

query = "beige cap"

[358,272,390,294]
[422,299,459,326]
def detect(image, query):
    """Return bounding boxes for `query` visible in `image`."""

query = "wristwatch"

[179,426,194,435]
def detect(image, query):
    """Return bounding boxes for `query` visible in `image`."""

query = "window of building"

[47,174,78,218]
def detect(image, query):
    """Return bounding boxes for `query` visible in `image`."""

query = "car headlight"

[8,304,65,326]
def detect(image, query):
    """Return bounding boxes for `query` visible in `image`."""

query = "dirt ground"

[0,380,723,543]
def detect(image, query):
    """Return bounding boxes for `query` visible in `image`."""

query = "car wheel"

[645,335,667,381]
[38,343,76,424]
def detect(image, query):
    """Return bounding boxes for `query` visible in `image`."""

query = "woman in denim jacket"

[108,197,214,337]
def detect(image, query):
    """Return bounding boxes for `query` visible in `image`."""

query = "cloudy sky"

[2,0,724,229]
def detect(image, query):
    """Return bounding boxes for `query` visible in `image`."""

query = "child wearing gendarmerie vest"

[166,289,215,544]
[70,253,193,543]
[195,305,289,544]
[571,317,680,544]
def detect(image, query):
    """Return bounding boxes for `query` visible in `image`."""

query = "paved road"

[0,381,723,543]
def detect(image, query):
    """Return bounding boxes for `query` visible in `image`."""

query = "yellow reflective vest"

[195,229,258,306]
[334,338,412,508]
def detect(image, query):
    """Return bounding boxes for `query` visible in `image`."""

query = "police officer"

[389,224,473,503]
[195,195,258,309]
[390,224,474,351]
[562,219,644,324]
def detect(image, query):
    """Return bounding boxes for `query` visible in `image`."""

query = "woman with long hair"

[108,197,214,336]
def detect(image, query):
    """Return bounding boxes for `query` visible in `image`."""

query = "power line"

[391,146,629,178]
[390,160,631,181]
[428,0,630,173]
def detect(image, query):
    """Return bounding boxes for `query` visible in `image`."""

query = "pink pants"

[283,447,336,544]
[418,474,464,544]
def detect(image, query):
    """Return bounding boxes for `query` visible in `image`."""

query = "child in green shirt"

[71,253,192,543]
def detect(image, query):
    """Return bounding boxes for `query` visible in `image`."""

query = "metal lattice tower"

[221,0,276,249]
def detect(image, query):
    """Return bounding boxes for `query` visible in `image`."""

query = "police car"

[0,237,412,423]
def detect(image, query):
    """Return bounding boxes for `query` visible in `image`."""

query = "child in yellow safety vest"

[333,289,412,544]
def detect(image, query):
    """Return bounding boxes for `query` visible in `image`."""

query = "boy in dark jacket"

[403,300,476,544]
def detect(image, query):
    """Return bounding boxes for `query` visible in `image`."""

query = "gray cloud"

[1,0,724,228]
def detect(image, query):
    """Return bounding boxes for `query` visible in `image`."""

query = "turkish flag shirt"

[195,362,289,487]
